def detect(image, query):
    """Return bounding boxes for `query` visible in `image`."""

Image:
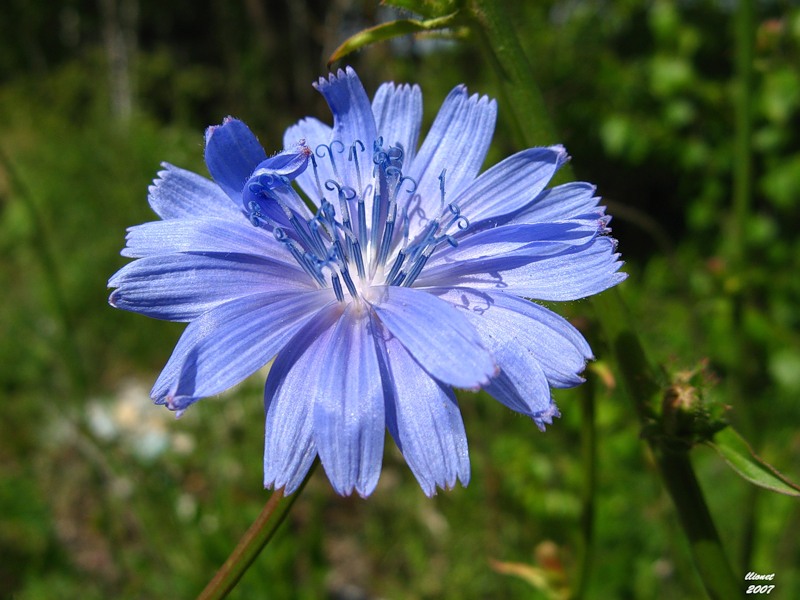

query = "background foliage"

[1,0,799,598]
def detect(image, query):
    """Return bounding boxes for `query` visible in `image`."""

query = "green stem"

[654,449,741,599]
[468,0,559,148]
[593,292,739,599]
[730,0,754,266]
[197,462,317,600]
[573,374,597,599]
[731,0,759,573]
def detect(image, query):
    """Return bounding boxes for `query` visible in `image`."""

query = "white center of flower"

[244,137,468,304]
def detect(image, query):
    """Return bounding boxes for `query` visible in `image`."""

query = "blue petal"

[283,117,334,204]
[375,327,469,496]
[369,285,496,389]
[204,117,268,203]
[262,305,351,494]
[436,287,568,431]
[486,370,562,431]
[417,236,627,301]
[308,305,385,497]
[434,288,592,390]
[452,146,569,225]
[250,146,311,183]
[148,163,241,220]
[427,221,603,266]
[151,290,334,407]
[508,182,604,225]
[406,86,496,236]
[108,253,313,321]
[372,82,423,163]
[484,361,551,415]
[313,67,377,191]
[122,217,291,259]
[263,370,317,494]
[242,145,312,216]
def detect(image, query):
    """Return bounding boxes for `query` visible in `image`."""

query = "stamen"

[287,212,322,256]
[385,250,405,284]
[438,169,447,210]
[407,219,439,263]
[387,145,404,167]
[376,200,396,268]
[306,216,328,257]
[309,153,323,199]
[349,234,366,279]
[340,266,359,299]
[331,273,345,302]
[317,199,338,239]
[402,246,434,287]
[271,135,454,299]
[444,203,469,232]
[325,180,356,233]
[372,137,386,167]
[247,201,263,227]
[246,200,282,230]
[356,191,368,248]
[385,165,401,197]
[392,174,417,204]
[349,140,365,194]
[274,228,325,287]
[316,141,345,179]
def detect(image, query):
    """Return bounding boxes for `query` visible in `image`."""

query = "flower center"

[244,137,468,304]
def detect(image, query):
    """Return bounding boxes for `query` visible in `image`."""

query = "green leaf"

[705,427,800,497]
[328,13,460,67]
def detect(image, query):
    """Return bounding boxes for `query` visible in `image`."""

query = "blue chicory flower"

[108,67,625,497]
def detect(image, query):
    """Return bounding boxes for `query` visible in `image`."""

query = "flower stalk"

[591,293,740,599]
[574,374,597,599]
[197,462,316,600]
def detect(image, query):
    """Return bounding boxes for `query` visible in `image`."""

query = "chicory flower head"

[108,67,625,497]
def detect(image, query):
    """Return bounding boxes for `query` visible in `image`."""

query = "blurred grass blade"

[380,0,449,18]
[488,558,567,600]
[328,13,460,67]
[706,427,800,497]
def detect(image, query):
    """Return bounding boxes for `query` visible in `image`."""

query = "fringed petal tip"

[549,143,571,165]
[451,83,495,107]
[313,65,358,90]
[422,473,471,498]
[598,214,613,234]
[531,401,561,432]
[263,478,306,496]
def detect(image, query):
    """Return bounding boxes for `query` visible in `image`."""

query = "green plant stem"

[654,449,742,599]
[197,462,317,600]
[731,0,754,266]
[593,292,740,599]
[573,375,597,599]
[468,0,558,149]
[731,0,759,573]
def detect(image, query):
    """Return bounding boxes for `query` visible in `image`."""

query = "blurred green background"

[1,1,799,598]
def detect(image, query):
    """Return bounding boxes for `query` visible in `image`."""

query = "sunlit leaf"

[328,13,460,67]
[706,427,800,497]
